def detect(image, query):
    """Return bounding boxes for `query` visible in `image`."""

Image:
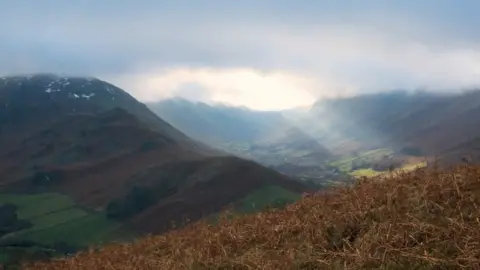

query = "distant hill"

[0,75,311,267]
[147,98,332,167]
[290,90,480,164]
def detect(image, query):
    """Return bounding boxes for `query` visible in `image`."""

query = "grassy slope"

[235,185,302,213]
[28,163,480,269]
[204,185,303,225]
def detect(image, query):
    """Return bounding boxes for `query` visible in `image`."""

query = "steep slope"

[147,98,332,166]
[121,156,309,234]
[0,74,216,191]
[0,75,311,266]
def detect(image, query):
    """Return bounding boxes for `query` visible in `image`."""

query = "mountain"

[0,74,311,267]
[299,90,480,164]
[147,98,332,167]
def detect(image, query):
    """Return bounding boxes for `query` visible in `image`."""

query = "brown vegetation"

[26,163,480,269]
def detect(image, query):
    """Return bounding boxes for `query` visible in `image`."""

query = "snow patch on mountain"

[105,86,114,94]
[81,93,95,100]
[67,92,96,100]
[45,88,61,93]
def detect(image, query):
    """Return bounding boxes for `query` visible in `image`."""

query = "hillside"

[289,90,480,162]
[27,164,480,269]
[0,75,311,267]
[147,98,332,166]
[0,74,199,147]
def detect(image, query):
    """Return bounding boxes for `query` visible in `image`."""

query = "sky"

[2,1,480,110]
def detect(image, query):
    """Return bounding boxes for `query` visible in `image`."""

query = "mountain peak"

[0,74,127,105]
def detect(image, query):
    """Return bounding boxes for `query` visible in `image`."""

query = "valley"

[0,75,478,268]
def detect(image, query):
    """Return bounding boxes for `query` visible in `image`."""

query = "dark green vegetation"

[106,185,160,220]
[234,185,302,213]
[0,204,32,237]
[0,193,129,268]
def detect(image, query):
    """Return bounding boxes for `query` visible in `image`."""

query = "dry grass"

[25,164,480,269]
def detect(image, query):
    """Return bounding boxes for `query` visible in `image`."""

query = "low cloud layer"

[2,1,480,110]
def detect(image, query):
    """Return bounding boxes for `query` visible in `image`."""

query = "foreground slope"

[29,164,480,269]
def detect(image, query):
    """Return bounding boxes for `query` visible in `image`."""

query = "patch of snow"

[81,93,95,100]
[45,88,61,93]
[105,86,115,94]
[68,93,95,100]
[69,93,80,99]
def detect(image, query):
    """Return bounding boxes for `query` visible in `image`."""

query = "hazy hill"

[293,90,480,163]
[147,98,332,167]
[0,75,311,267]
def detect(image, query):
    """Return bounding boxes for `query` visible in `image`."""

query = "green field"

[0,193,76,219]
[350,161,428,178]
[350,168,382,177]
[400,161,427,172]
[329,148,428,179]
[329,148,393,172]
[0,193,133,266]
[0,193,131,246]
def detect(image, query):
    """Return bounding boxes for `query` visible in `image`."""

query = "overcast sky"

[2,1,480,110]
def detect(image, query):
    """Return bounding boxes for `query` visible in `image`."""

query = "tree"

[106,185,157,220]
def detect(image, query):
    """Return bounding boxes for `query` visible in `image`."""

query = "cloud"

[109,68,329,111]
[2,1,480,109]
